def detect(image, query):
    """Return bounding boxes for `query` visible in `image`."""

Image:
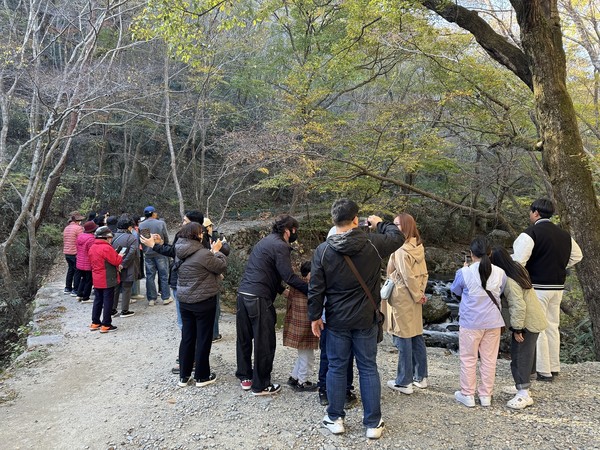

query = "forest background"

[0,0,599,367]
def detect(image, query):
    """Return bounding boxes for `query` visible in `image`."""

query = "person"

[63,211,85,295]
[88,226,123,333]
[511,198,582,381]
[175,222,227,387]
[308,199,403,439]
[383,213,429,395]
[283,261,319,392]
[204,217,226,342]
[236,214,308,396]
[491,246,548,409]
[111,215,140,318]
[75,221,98,303]
[130,216,145,300]
[139,206,173,306]
[451,236,506,408]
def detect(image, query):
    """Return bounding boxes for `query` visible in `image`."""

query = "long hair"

[491,246,532,290]
[272,214,299,236]
[394,213,422,245]
[470,236,492,289]
[178,222,203,242]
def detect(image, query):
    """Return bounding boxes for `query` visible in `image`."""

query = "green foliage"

[560,275,595,363]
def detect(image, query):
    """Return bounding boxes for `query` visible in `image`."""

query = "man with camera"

[308,199,403,439]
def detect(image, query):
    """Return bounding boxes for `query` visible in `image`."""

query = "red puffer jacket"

[76,232,96,271]
[89,239,123,288]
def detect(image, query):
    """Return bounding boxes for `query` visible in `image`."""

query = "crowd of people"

[61,197,582,440]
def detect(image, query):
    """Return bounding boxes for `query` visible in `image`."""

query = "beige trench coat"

[382,237,429,338]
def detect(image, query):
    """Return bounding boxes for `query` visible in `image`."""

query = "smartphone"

[140,229,151,239]
[464,254,472,264]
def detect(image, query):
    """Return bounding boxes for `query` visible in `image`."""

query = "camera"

[358,217,371,227]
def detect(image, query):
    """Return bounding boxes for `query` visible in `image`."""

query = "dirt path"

[1,260,599,450]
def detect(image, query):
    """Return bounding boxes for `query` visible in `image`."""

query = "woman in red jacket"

[88,226,123,333]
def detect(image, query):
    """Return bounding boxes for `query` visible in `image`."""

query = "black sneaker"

[99,325,117,333]
[64,288,71,294]
[178,376,192,387]
[345,390,358,408]
[110,309,118,316]
[196,373,217,387]
[537,372,553,382]
[252,384,282,396]
[212,334,222,342]
[293,381,318,392]
[319,390,329,406]
[120,310,135,318]
[287,376,299,387]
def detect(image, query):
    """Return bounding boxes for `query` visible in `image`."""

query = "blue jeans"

[392,334,428,386]
[144,255,170,301]
[174,288,182,330]
[326,324,380,427]
[318,326,355,393]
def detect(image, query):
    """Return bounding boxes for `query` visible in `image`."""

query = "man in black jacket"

[236,215,308,396]
[308,199,403,439]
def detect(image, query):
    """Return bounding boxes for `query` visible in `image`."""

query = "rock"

[488,229,513,248]
[423,295,451,323]
[27,334,63,348]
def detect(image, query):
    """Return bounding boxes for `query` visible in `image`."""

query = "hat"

[203,218,213,227]
[144,206,156,214]
[69,211,86,222]
[94,226,113,239]
[83,221,98,233]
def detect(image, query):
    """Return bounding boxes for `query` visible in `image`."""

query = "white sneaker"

[148,300,155,306]
[479,395,491,407]
[413,378,428,389]
[163,297,174,305]
[507,394,534,410]
[454,391,475,407]
[387,380,413,394]
[322,415,345,434]
[502,385,518,395]
[366,419,385,439]
[131,294,145,299]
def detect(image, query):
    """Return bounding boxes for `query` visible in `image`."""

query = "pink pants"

[458,327,501,397]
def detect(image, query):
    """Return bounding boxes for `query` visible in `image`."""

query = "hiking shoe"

[252,384,281,396]
[322,415,345,434]
[387,380,413,394]
[345,390,358,408]
[502,385,518,395]
[454,391,475,407]
[99,325,117,333]
[212,334,222,342]
[507,394,534,410]
[178,376,192,387]
[319,390,329,406]
[413,378,428,389]
[293,381,318,392]
[366,419,385,439]
[479,395,491,407]
[81,298,92,304]
[240,379,252,391]
[89,323,101,331]
[536,372,553,382]
[120,310,135,318]
[163,297,173,305]
[287,376,298,387]
[148,300,155,306]
[196,373,217,387]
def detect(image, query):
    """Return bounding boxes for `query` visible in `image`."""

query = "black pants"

[511,330,539,390]
[92,287,114,326]
[235,294,276,392]
[318,325,355,393]
[65,255,79,291]
[113,281,133,311]
[77,270,93,299]
[179,298,217,381]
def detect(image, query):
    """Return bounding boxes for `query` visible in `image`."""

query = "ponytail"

[470,236,492,289]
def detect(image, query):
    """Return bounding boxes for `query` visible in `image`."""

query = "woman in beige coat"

[491,246,548,409]
[383,213,429,395]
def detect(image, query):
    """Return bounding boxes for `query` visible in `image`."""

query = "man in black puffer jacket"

[308,198,403,440]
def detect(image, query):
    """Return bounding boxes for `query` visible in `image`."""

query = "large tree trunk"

[514,0,600,359]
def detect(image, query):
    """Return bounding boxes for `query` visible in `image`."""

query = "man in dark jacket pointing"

[236,214,308,396]
[308,199,403,439]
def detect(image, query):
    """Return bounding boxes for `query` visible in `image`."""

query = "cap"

[144,206,156,214]
[69,211,86,221]
[203,218,213,227]
[83,221,98,233]
[94,226,113,239]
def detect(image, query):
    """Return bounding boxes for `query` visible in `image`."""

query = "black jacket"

[152,234,179,289]
[238,232,307,300]
[308,222,403,330]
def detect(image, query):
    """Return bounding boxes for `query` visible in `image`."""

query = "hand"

[151,233,163,244]
[118,264,123,271]
[283,288,290,299]
[513,331,524,343]
[367,215,382,230]
[418,295,427,304]
[140,235,155,248]
[211,239,223,253]
[311,319,324,338]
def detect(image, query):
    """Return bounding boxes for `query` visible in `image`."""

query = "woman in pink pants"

[451,236,506,407]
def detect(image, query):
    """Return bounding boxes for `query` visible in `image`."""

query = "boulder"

[488,229,513,249]
[423,295,451,323]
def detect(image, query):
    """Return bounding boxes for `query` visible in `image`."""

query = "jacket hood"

[402,237,425,264]
[175,238,203,259]
[326,228,369,256]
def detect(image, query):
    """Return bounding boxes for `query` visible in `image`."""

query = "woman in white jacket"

[383,213,429,395]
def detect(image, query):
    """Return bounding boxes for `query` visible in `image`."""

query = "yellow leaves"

[257,167,270,174]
